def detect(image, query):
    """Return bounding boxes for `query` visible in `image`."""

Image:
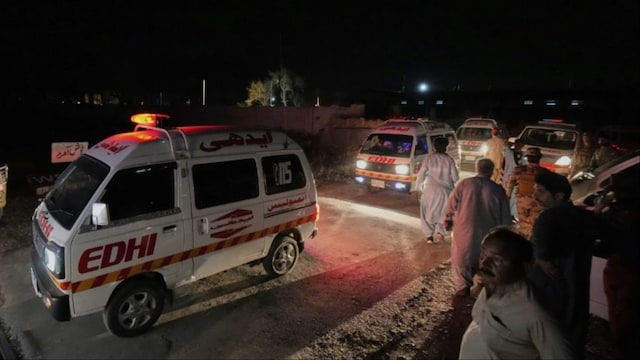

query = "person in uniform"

[502,138,524,221]
[504,147,550,239]
[569,131,596,178]
[591,133,620,168]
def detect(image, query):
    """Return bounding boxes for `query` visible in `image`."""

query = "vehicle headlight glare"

[480,144,488,155]
[395,164,409,175]
[356,160,367,169]
[555,156,572,167]
[44,248,57,272]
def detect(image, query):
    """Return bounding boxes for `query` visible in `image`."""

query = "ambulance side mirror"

[92,203,110,227]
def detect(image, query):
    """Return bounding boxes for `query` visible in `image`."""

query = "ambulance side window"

[101,163,175,221]
[192,158,259,209]
[415,136,428,155]
[262,154,306,195]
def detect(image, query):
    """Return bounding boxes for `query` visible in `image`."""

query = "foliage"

[244,81,270,107]
[244,68,305,107]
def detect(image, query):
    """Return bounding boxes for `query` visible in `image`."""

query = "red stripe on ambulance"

[70,212,317,294]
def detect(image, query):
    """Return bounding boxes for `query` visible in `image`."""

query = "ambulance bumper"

[354,176,412,193]
[30,248,71,321]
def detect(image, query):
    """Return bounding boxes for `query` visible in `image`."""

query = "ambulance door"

[188,157,264,279]
[70,162,187,316]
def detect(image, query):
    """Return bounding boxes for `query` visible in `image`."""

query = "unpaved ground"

[0,172,613,360]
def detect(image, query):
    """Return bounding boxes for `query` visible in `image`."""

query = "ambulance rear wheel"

[263,236,299,277]
[103,278,165,337]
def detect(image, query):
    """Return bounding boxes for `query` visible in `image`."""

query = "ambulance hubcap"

[118,290,158,329]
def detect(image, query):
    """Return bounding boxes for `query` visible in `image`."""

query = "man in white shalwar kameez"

[443,158,512,295]
[416,137,459,243]
[459,228,573,359]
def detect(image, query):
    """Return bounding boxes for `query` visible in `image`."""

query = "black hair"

[483,227,533,264]
[476,158,494,176]
[534,170,572,200]
[434,137,449,152]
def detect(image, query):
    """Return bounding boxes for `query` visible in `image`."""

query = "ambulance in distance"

[354,118,460,194]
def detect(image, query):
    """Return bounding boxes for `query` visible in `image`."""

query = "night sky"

[3,1,639,102]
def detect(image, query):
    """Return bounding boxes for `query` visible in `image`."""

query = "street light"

[418,82,430,118]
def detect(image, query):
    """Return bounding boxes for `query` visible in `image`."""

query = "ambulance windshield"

[44,155,109,230]
[360,134,413,157]
[456,127,493,141]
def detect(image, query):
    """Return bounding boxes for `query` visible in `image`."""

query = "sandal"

[426,236,434,244]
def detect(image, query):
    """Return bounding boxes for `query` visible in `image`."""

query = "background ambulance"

[354,118,460,194]
[456,117,507,172]
[30,113,319,337]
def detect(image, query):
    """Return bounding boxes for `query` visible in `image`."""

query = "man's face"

[533,183,557,209]
[478,239,519,291]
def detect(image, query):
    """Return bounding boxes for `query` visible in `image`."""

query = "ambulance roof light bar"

[131,113,171,128]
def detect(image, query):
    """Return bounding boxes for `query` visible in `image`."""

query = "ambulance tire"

[103,278,165,337]
[263,236,299,277]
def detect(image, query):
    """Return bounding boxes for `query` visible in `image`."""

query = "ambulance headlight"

[480,144,488,155]
[356,160,367,169]
[555,156,572,167]
[395,164,409,175]
[44,243,65,279]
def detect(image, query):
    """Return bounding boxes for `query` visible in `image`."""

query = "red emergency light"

[131,113,171,127]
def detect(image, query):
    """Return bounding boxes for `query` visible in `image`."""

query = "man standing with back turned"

[443,158,512,297]
[416,137,459,244]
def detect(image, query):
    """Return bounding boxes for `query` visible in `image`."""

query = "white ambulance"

[456,117,507,172]
[354,118,460,193]
[30,113,319,337]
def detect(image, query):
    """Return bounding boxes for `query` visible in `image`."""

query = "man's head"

[434,137,449,153]
[475,158,494,177]
[597,133,611,146]
[533,170,572,209]
[610,171,640,206]
[479,227,533,294]
[513,139,524,151]
[581,131,593,146]
[524,147,542,164]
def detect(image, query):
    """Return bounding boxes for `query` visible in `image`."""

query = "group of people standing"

[414,128,636,359]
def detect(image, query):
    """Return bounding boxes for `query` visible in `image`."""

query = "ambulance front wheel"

[103,278,165,337]
[263,236,299,277]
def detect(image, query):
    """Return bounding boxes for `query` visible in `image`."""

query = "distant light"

[524,100,533,105]
[418,82,429,92]
[418,100,425,105]
[546,99,557,106]
[436,100,444,105]
[571,99,583,106]
[401,100,408,105]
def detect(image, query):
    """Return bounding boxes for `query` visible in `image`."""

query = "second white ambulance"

[354,118,460,193]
